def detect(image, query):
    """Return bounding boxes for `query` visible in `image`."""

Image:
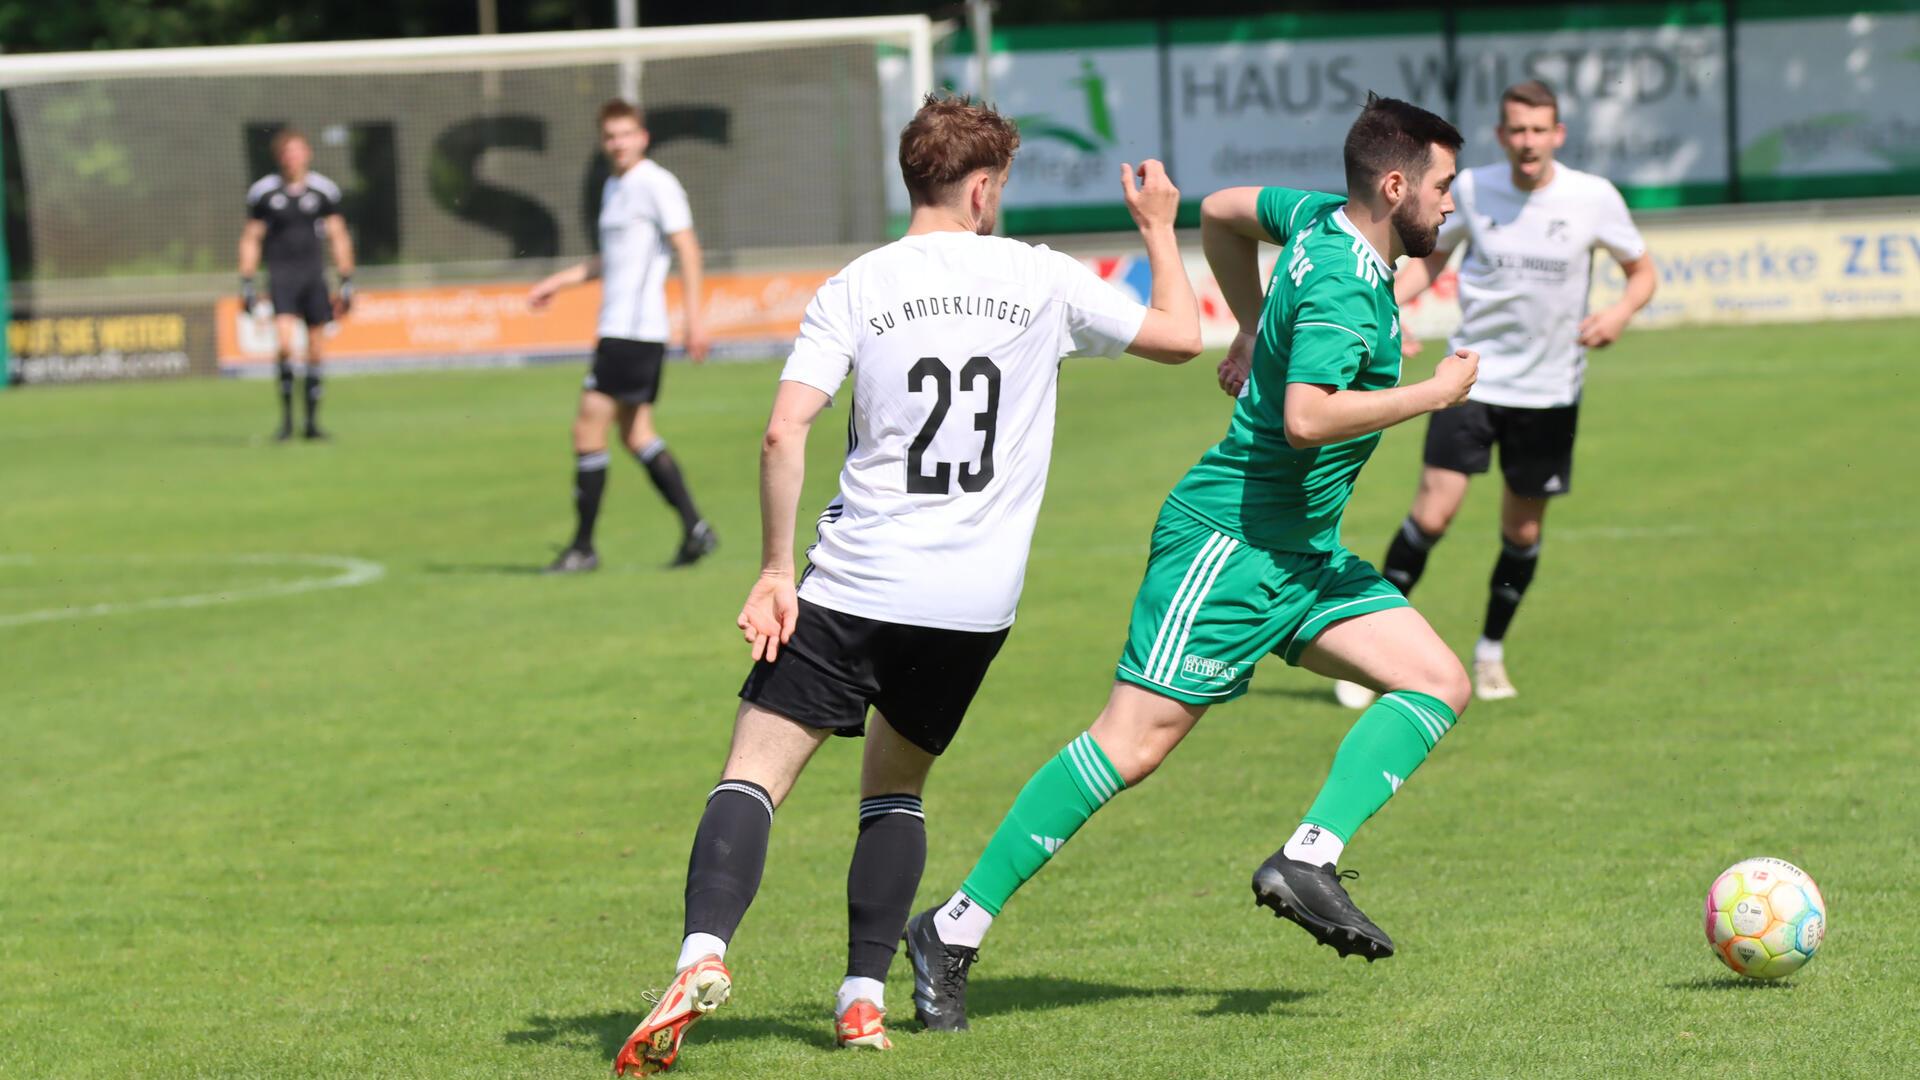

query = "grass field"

[4,318,1917,1078]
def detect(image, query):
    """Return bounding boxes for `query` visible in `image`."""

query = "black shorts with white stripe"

[738,599,1009,756]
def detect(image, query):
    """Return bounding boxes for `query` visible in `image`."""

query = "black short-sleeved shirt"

[247,172,342,274]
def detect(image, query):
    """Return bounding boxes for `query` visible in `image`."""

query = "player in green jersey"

[903,95,1476,1029]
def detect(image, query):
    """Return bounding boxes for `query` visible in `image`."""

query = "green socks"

[1299,690,1457,844]
[959,732,1126,916]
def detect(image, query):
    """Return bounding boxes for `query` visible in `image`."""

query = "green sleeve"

[1256,188,1342,245]
[1281,274,1380,390]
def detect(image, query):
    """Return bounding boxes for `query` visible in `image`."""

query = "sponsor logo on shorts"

[1180,654,1241,685]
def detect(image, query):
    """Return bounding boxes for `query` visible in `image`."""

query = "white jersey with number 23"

[780,231,1148,633]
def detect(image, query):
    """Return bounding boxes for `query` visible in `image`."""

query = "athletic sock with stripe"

[941,732,1126,947]
[1296,690,1458,853]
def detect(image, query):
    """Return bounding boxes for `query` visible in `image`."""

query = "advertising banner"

[913,25,1166,234]
[7,305,213,385]
[1398,208,1920,341]
[1454,3,1730,205]
[1734,5,1920,201]
[214,270,833,374]
[1167,14,1445,199]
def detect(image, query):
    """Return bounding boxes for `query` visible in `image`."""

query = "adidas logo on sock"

[1383,771,1405,792]
[1030,834,1064,854]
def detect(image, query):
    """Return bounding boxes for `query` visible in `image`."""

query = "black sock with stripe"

[846,794,926,980]
[683,780,774,943]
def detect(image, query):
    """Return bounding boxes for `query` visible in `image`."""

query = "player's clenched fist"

[1121,160,1179,232]
[1429,348,1478,408]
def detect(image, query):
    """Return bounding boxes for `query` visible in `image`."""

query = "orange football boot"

[612,955,732,1076]
[834,999,893,1050]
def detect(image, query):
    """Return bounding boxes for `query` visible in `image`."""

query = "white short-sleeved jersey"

[597,159,694,343]
[782,231,1148,632]
[1436,164,1646,408]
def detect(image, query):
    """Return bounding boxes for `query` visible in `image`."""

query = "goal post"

[0,15,938,296]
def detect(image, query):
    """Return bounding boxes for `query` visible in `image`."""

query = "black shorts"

[738,600,1010,757]
[268,267,332,328]
[585,337,665,405]
[1423,400,1580,499]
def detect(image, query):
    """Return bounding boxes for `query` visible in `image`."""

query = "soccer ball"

[1704,857,1827,979]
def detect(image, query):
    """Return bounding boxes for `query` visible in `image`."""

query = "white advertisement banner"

[1453,22,1728,192]
[1734,11,1920,187]
[1166,31,1440,196]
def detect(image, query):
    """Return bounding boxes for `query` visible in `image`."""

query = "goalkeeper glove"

[335,276,356,315]
[241,276,258,310]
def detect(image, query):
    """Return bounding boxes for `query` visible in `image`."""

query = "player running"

[239,128,355,441]
[1336,79,1657,703]
[903,94,1475,1029]
[530,99,717,572]
[611,94,1201,1075]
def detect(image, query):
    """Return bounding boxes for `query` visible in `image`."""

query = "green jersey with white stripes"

[1167,187,1403,554]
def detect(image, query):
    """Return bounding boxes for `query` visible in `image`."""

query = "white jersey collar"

[1330,207,1394,280]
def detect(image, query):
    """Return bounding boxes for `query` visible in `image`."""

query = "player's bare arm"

[1389,247,1453,358]
[326,213,357,315]
[1199,187,1273,395]
[1281,348,1478,449]
[668,227,711,362]
[1578,251,1656,348]
[238,219,266,308]
[738,380,831,662]
[1118,161,1202,364]
[527,255,602,309]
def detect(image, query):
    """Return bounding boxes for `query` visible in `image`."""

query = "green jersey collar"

[1330,208,1394,281]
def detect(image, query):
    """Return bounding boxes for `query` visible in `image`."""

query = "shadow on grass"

[504,1010,823,1060]
[505,979,1319,1060]
[969,974,1319,1020]
[420,562,549,576]
[1666,976,1794,992]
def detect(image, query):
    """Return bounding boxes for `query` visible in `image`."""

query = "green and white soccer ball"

[1704,857,1827,979]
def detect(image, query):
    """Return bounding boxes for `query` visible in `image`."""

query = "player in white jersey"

[1353,80,1658,702]
[611,95,1201,1076]
[530,99,717,573]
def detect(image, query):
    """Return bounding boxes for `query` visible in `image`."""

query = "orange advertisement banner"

[215,270,831,368]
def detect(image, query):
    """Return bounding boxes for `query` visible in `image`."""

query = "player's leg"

[841,621,1005,1045]
[614,343,716,566]
[1475,403,1576,699]
[549,387,617,573]
[271,313,302,441]
[836,711,936,1050]
[1380,403,1493,595]
[617,601,879,1072]
[298,278,333,439]
[904,682,1203,1030]
[1256,592,1470,959]
[908,504,1274,1030]
[616,702,831,1076]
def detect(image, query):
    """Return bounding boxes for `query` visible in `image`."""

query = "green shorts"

[1114,501,1409,705]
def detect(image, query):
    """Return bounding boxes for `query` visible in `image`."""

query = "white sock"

[676,932,727,972]
[1475,636,1505,663]
[836,975,885,1015]
[1281,822,1345,867]
[932,889,994,950]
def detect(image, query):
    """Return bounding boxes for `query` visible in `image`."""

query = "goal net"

[0,17,936,290]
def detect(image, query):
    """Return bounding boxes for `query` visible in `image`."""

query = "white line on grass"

[0,554,386,628]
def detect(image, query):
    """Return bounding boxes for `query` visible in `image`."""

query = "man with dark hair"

[240,129,354,441]
[904,94,1475,1031]
[610,94,1201,1075]
[530,99,716,571]
[1336,79,1657,705]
